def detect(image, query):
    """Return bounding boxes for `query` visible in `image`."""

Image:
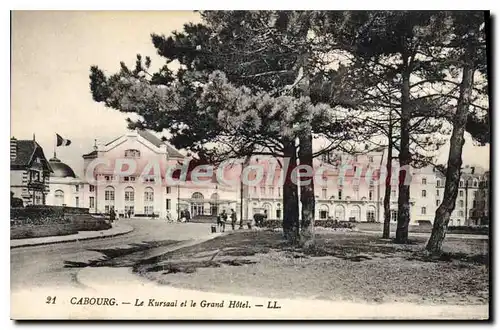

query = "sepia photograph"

[10,10,491,320]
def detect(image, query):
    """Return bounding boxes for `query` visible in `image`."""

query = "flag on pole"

[56,133,71,147]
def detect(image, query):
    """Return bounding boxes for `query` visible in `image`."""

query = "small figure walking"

[127,209,132,219]
[230,208,237,231]
[109,207,116,225]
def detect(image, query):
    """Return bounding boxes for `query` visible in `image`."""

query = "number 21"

[46,296,56,304]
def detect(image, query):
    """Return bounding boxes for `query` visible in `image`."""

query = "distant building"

[10,137,52,205]
[436,166,490,226]
[45,154,83,207]
[80,129,240,218]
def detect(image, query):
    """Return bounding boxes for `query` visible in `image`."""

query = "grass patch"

[136,230,489,306]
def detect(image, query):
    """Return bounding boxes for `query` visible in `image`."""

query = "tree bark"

[382,119,393,239]
[282,138,300,244]
[426,42,475,253]
[395,60,412,244]
[299,129,315,246]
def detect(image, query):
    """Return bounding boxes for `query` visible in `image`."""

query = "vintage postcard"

[10,10,490,320]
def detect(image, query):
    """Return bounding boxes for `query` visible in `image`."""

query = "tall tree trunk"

[299,129,315,246]
[382,119,393,239]
[282,138,300,244]
[426,43,475,253]
[395,62,412,244]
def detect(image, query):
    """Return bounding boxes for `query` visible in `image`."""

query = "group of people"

[216,209,238,232]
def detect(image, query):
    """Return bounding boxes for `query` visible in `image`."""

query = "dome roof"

[49,156,77,178]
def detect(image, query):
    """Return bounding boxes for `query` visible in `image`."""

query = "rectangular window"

[89,197,95,209]
[144,206,154,214]
[276,209,281,219]
[437,189,440,196]
[75,185,79,192]
[278,188,281,197]
[124,176,130,182]
[253,186,257,195]
[459,200,464,208]
[166,199,171,210]
[130,176,136,182]
[422,178,427,185]
[89,185,95,192]
[421,207,427,215]
[436,200,440,206]
[369,190,374,201]
[391,190,396,198]
[322,188,327,199]
[75,197,79,207]
[473,200,477,208]
[459,210,464,217]
[459,190,463,197]
[368,156,374,163]
[320,210,328,219]
[338,190,342,200]
[269,187,274,196]
[422,190,427,197]
[260,187,265,195]
[166,187,171,194]
[436,180,441,187]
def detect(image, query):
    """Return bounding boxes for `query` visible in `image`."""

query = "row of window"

[321,153,375,163]
[436,179,488,188]
[89,185,173,194]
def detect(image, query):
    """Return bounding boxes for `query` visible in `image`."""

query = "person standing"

[230,209,237,231]
[220,210,227,232]
[109,207,116,225]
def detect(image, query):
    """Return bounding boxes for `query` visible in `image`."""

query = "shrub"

[260,219,356,230]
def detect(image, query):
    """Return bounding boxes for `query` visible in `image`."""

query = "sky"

[11,11,490,177]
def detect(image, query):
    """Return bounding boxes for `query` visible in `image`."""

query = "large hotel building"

[10,130,489,226]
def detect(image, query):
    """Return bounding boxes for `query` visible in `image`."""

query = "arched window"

[55,189,64,206]
[350,205,361,222]
[459,180,464,187]
[105,186,115,201]
[124,187,135,216]
[191,192,204,216]
[262,203,272,218]
[422,190,427,197]
[210,193,219,215]
[192,192,204,200]
[144,187,154,215]
[319,204,329,219]
[422,177,427,185]
[366,206,376,222]
[334,205,345,221]
[124,187,135,202]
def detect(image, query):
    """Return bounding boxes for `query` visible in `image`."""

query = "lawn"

[134,230,489,306]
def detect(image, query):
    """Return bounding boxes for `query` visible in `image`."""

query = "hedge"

[448,226,489,235]
[11,224,77,239]
[260,219,356,230]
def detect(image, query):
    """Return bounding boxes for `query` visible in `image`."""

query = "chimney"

[10,137,17,161]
